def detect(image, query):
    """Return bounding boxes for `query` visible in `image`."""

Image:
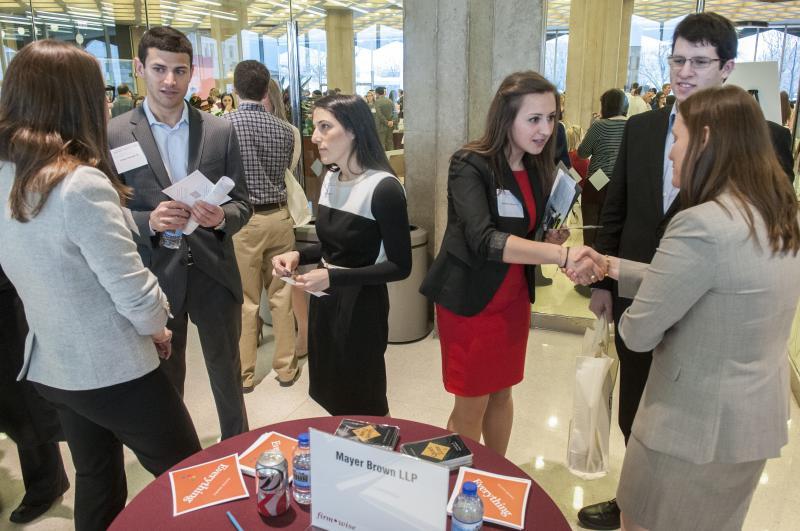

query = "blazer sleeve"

[449,155,509,263]
[62,167,169,336]
[617,259,650,299]
[218,124,252,237]
[618,209,715,353]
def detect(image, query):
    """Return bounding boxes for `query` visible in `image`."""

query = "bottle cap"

[298,432,310,446]
[462,481,477,496]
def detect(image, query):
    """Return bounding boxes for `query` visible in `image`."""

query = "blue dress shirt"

[142,98,190,184]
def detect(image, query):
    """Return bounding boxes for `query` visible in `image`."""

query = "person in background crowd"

[108,26,252,441]
[566,124,589,179]
[225,61,299,392]
[655,91,667,109]
[780,90,791,127]
[577,88,627,248]
[397,88,404,118]
[133,95,145,108]
[272,94,412,416]
[665,94,677,107]
[662,82,671,97]
[642,90,655,109]
[585,84,800,531]
[221,92,236,114]
[578,13,796,530]
[0,266,69,525]
[627,86,650,116]
[264,78,310,361]
[420,71,606,457]
[188,93,202,108]
[374,86,395,151]
[111,83,134,118]
[0,39,201,531]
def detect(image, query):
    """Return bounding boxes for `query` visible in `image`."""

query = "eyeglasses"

[667,56,721,70]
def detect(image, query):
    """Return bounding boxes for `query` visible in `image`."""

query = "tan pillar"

[130,26,147,96]
[564,0,634,130]
[325,7,355,94]
[211,15,245,90]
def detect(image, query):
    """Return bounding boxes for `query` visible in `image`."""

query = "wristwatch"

[214,216,226,231]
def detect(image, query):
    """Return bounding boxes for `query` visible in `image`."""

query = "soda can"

[255,449,290,517]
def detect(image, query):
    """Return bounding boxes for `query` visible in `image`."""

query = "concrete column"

[404,0,545,252]
[325,7,355,94]
[564,0,634,130]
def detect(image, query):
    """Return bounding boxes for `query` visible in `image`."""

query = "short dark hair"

[138,26,193,65]
[233,60,270,101]
[375,86,386,96]
[600,88,626,118]
[672,12,738,65]
[313,94,395,176]
[631,82,639,90]
[117,83,130,95]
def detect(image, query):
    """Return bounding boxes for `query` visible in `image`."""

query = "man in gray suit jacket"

[108,27,252,440]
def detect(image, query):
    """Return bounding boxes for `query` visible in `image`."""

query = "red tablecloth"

[110,416,569,530]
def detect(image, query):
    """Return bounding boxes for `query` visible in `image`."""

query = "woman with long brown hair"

[0,40,200,530]
[420,71,606,456]
[577,85,800,530]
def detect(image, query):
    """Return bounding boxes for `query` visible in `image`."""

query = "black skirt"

[307,283,390,416]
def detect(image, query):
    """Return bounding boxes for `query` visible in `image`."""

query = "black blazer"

[594,107,795,291]
[420,150,545,316]
[107,106,252,313]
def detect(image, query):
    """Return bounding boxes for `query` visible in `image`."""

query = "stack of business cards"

[400,434,473,470]
[334,419,400,450]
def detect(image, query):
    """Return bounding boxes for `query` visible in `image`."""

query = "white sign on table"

[310,428,449,531]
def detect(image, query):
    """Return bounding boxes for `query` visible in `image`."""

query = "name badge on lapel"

[497,189,524,218]
[110,141,148,174]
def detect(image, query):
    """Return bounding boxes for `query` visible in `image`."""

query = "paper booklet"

[535,162,582,240]
[161,170,234,234]
[237,431,299,478]
[446,467,532,530]
[169,454,249,517]
[334,418,400,450]
[399,433,473,470]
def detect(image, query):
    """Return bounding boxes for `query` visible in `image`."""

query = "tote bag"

[566,315,618,479]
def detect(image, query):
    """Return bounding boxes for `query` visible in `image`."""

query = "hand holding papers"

[536,165,581,240]
[161,171,234,234]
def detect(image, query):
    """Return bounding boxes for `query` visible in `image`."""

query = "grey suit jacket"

[107,106,252,313]
[617,193,800,464]
[0,163,169,390]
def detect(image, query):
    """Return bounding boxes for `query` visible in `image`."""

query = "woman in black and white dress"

[272,95,411,416]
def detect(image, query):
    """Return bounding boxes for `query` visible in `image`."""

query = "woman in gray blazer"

[574,85,800,530]
[0,41,201,530]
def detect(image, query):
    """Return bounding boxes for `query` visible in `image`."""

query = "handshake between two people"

[561,246,609,286]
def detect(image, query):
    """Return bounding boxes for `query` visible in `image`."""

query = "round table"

[110,416,569,530]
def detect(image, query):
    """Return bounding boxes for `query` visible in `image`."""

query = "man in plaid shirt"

[224,60,299,391]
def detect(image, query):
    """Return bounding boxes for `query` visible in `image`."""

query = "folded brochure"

[400,433,473,470]
[447,467,532,530]
[169,454,249,516]
[238,431,298,478]
[535,163,581,240]
[334,418,400,450]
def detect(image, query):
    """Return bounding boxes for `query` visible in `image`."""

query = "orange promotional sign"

[238,431,298,478]
[169,454,249,516]
[447,467,532,530]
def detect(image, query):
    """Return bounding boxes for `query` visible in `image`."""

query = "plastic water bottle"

[292,432,311,505]
[452,481,483,530]
[160,229,182,250]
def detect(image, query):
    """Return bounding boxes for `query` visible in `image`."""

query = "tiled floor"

[2,323,800,530]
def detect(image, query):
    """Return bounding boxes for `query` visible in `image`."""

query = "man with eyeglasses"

[578,12,794,530]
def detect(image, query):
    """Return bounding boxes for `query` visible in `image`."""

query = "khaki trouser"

[233,207,297,386]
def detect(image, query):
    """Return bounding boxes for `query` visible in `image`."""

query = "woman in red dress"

[420,72,606,455]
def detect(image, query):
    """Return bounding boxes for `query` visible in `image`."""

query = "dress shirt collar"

[238,101,266,112]
[142,98,189,130]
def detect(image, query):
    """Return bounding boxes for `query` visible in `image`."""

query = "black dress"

[300,169,411,415]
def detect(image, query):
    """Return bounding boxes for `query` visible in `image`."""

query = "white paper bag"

[566,315,618,479]
[285,169,312,227]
